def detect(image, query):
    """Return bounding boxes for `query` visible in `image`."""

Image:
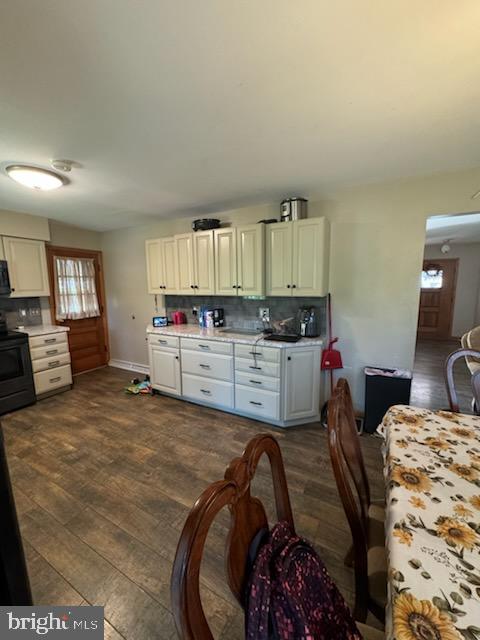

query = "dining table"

[379,404,480,640]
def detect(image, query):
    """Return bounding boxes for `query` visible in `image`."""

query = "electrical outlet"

[259,307,270,321]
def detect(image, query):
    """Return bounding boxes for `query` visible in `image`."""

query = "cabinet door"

[149,346,181,396]
[237,224,264,296]
[214,228,237,296]
[3,237,50,297]
[266,222,293,296]
[175,233,195,294]
[193,230,215,295]
[292,218,329,296]
[283,348,320,421]
[145,239,164,294]
[161,237,178,293]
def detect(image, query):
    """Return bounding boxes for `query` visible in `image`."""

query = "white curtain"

[54,256,100,320]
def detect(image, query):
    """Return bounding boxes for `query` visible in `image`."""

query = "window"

[421,268,443,289]
[54,257,100,320]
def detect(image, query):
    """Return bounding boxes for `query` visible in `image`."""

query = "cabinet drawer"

[235,385,280,421]
[235,370,280,392]
[181,337,233,355]
[181,350,233,382]
[182,373,233,408]
[29,332,68,350]
[34,364,72,395]
[235,343,280,363]
[32,351,71,373]
[147,334,179,350]
[235,357,280,378]
[30,341,69,361]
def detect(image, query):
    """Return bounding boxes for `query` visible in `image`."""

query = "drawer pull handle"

[249,351,262,357]
[249,365,262,370]
[48,361,61,367]
[44,338,57,344]
[46,349,58,355]
[49,376,61,383]
[198,344,210,349]
[200,388,211,395]
[158,339,168,344]
[199,363,211,369]
[249,400,263,406]
[249,379,262,385]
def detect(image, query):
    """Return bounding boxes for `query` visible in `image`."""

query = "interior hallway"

[410,338,473,413]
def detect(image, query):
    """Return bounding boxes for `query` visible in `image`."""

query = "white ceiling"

[426,212,480,244]
[1,1,480,231]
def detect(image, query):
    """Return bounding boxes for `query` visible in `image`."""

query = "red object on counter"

[172,311,187,324]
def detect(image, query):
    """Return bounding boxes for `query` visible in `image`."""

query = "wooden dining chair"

[170,432,384,640]
[445,348,480,415]
[327,379,387,624]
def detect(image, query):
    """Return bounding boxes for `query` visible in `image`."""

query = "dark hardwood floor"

[411,338,473,413]
[2,366,384,639]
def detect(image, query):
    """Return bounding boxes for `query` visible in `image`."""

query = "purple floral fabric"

[246,520,362,640]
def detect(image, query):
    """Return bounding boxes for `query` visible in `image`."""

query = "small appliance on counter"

[296,307,319,337]
[171,311,187,325]
[152,316,168,328]
[280,197,308,222]
[0,260,11,296]
[192,219,220,232]
[213,308,224,327]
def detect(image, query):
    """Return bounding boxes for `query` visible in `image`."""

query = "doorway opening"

[46,246,110,374]
[411,212,480,412]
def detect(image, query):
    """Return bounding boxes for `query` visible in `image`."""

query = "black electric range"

[0,328,36,416]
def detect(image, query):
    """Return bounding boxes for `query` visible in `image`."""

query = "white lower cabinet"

[149,344,181,396]
[29,330,73,398]
[147,331,321,426]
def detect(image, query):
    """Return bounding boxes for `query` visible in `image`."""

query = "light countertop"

[17,324,70,337]
[146,324,323,348]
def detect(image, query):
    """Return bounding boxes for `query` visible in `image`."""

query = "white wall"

[424,242,480,337]
[48,220,102,251]
[0,209,50,241]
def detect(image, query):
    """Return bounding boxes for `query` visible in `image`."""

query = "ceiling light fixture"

[5,164,67,191]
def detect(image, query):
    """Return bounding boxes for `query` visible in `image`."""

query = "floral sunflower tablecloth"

[379,405,480,640]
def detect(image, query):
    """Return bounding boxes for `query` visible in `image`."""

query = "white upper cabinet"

[145,239,164,294]
[266,222,293,296]
[236,224,264,296]
[266,218,329,297]
[292,218,329,296]
[214,228,237,296]
[192,230,215,294]
[174,231,215,295]
[161,237,178,293]
[175,233,195,294]
[2,236,50,297]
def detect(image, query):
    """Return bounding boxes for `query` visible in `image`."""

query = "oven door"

[0,338,34,406]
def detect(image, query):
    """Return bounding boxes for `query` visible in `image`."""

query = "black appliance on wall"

[0,426,33,604]
[0,260,11,296]
[0,311,36,416]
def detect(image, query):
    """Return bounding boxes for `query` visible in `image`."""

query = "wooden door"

[292,218,329,297]
[161,237,178,293]
[193,230,215,295]
[175,234,194,294]
[46,246,109,374]
[237,224,265,296]
[266,222,293,296]
[214,228,237,296]
[417,258,458,339]
[3,237,50,297]
[145,239,164,294]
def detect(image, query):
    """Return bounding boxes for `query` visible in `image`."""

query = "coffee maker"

[296,307,319,338]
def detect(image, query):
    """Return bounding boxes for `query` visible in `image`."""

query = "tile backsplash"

[165,295,326,334]
[0,297,43,329]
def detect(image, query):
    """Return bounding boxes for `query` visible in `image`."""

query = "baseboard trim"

[109,359,150,376]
